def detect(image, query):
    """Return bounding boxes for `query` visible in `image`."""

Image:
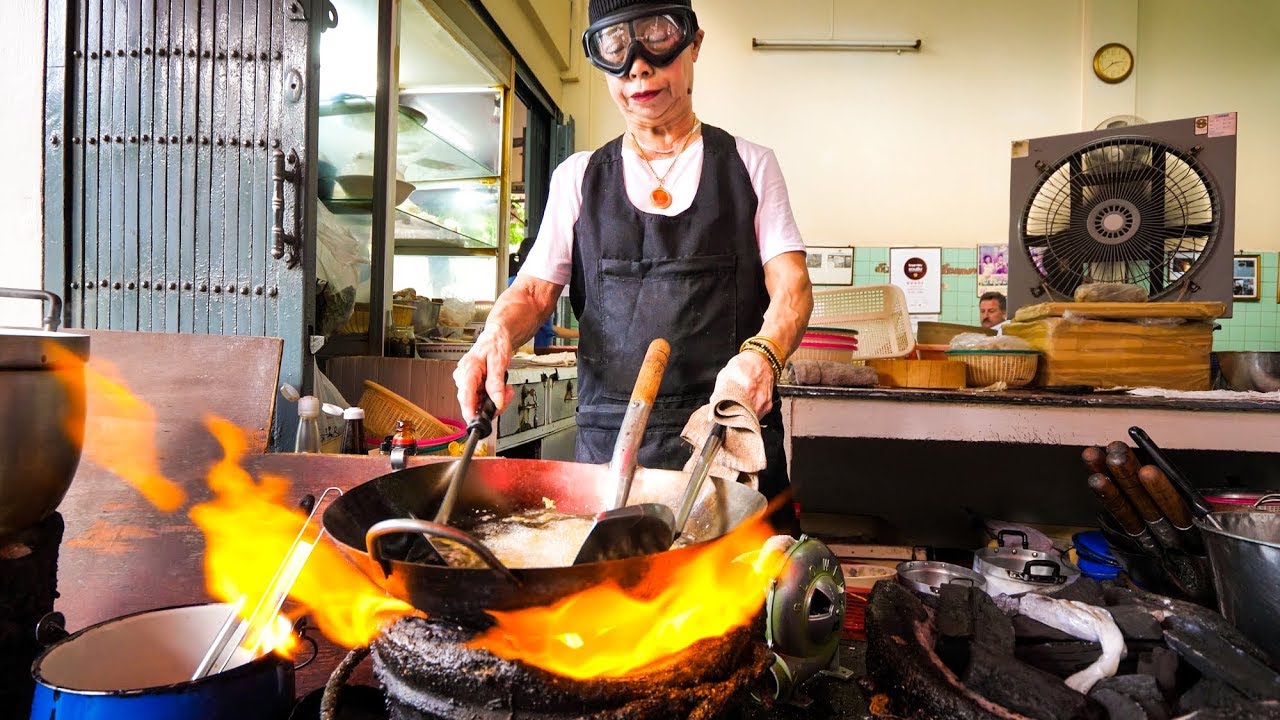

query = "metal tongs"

[190,487,342,681]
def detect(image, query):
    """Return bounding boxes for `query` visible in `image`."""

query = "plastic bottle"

[295,395,322,453]
[340,407,367,455]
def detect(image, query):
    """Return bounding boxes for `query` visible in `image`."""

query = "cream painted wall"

[554,0,1280,251]
[0,0,46,328]
[480,0,574,105]
[1136,0,1280,251]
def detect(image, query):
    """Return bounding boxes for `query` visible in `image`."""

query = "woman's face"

[604,28,704,130]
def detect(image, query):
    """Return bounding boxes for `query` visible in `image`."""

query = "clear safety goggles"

[582,5,699,77]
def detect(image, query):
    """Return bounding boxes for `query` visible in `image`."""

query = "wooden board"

[1013,301,1226,323]
[82,329,282,453]
[869,359,966,389]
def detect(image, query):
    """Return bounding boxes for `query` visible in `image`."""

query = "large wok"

[323,456,767,623]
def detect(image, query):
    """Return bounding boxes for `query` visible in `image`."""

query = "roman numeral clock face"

[1093,43,1134,84]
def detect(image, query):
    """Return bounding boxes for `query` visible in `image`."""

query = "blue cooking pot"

[30,603,297,720]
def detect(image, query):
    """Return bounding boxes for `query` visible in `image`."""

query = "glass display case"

[316,0,512,348]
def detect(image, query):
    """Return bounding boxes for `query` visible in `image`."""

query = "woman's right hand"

[453,325,516,421]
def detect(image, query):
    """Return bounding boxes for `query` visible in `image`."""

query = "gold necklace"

[630,119,701,210]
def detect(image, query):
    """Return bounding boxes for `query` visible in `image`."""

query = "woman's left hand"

[714,351,776,418]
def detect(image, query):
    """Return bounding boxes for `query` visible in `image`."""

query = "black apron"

[569,125,794,528]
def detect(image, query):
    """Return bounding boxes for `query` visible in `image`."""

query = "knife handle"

[1128,426,1214,518]
[1088,472,1146,536]
[1107,449,1164,524]
[1139,465,1194,530]
[1082,446,1109,477]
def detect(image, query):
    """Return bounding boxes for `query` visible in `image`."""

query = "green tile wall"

[824,248,1280,351]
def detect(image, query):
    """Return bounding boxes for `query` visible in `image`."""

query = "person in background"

[454,0,813,533]
[508,239,579,351]
[979,291,1008,328]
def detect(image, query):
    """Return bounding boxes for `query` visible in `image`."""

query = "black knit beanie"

[589,0,693,25]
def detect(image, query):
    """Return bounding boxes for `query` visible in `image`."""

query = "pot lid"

[0,328,90,369]
[975,546,1080,584]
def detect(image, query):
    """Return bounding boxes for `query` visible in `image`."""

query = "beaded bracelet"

[740,338,783,383]
[747,335,786,363]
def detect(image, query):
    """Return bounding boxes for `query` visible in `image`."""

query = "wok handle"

[365,519,521,587]
[608,338,671,509]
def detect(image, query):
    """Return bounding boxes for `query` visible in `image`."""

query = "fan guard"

[1018,136,1220,300]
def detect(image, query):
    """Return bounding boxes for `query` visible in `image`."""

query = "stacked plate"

[793,327,859,363]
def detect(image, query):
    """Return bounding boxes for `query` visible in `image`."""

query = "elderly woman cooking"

[453,0,813,532]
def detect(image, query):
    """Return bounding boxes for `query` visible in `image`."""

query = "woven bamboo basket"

[945,350,1039,387]
[357,380,453,439]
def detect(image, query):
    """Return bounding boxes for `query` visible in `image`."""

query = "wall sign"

[890,247,942,314]
[805,246,855,286]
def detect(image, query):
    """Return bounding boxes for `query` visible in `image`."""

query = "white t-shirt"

[519,135,806,286]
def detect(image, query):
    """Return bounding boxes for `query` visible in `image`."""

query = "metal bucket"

[1194,510,1280,663]
[0,288,89,538]
[29,603,296,720]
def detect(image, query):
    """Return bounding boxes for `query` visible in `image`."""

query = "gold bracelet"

[741,342,782,383]
[746,335,786,363]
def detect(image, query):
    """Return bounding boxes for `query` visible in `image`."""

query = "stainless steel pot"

[972,530,1080,597]
[1194,504,1280,662]
[0,288,89,538]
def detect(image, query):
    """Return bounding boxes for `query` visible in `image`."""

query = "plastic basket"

[945,350,1039,387]
[808,285,915,360]
[357,380,453,439]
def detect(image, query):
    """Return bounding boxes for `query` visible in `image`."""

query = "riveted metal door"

[44,0,324,448]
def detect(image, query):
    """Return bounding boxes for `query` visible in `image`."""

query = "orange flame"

[469,513,786,680]
[47,341,186,511]
[190,416,417,651]
[55,348,414,659]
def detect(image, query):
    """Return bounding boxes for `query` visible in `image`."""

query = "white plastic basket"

[807,284,915,360]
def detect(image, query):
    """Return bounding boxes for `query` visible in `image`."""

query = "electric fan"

[1007,115,1237,315]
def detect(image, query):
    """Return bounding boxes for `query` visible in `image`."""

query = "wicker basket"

[357,380,453,439]
[809,285,915,360]
[337,303,415,335]
[945,350,1039,387]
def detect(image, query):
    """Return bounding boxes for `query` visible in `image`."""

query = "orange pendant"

[651,186,672,209]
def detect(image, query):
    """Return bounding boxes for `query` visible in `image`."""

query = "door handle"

[272,149,304,269]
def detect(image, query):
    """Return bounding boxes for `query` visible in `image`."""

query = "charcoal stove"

[371,619,771,719]
[314,538,862,720]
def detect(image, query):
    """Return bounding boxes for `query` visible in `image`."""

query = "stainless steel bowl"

[1217,351,1280,392]
[895,560,987,596]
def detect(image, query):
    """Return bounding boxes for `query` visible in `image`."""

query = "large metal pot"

[0,289,89,539]
[1194,507,1280,662]
[29,603,296,720]
[322,457,767,623]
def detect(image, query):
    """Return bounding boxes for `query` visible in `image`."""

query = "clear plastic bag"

[949,333,1033,351]
[439,297,475,328]
[315,204,367,336]
[1073,282,1149,303]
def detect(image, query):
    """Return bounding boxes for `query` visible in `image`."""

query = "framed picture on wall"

[806,247,854,286]
[977,243,1009,297]
[1233,254,1260,301]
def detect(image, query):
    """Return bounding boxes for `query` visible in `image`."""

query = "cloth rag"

[786,360,878,387]
[680,380,767,476]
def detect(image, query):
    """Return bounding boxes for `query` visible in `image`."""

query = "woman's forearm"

[757,251,813,358]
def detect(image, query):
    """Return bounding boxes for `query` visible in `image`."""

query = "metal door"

[43,0,325,448]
